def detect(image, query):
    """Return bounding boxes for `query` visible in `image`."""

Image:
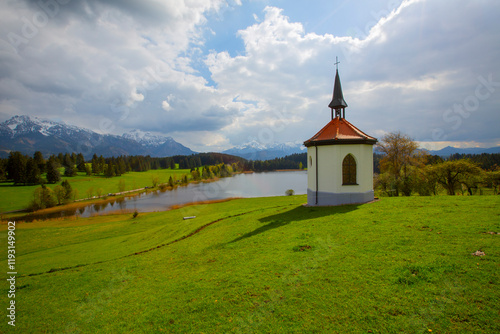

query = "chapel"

[303,64,377,206]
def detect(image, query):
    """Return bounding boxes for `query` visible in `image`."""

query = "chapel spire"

[328,57,347,119]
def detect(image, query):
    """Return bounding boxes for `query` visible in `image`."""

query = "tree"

[190,169,201,181]
[76,153,86,172]
[151,174,160,187]
[72,189,80,201]
[84,164,92,176]
[86,186,94,199]
[427,159,484,195]
[180,157,189,169]
[374,172,398,197]
[26,158,42,185]
[71,152,77,165]
[64,164,77,177]
[117,158,127,175]
[0,159,6,181]
[33,151,46,173]
[413,165,439,196]
[376,132,423,196]
[77,160,86,172]
[7,151,28,184]
[61,180,73,201]
[92,154,100,175]
[53,185,66,205]
[63,153,72,167]
[202,166,213,179]
[29,184,56,211]
[98,155,106,171]
[46,157,61,183]
[105,162,115,177]
[118,179,126,193]
[485,169,500,194]
[458,167,485,195]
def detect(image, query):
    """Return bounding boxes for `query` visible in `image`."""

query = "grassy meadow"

[0,168,192,213]
[1,195,499,333]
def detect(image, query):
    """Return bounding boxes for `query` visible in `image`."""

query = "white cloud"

[161,100,171,111]
[131,90,145,103]
[0,0,231,134]
[204,1,500,149]
[0,0,499,152]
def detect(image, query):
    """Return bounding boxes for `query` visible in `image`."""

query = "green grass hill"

[1,195,499,333]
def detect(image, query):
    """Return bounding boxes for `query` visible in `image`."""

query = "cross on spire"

[328,58,348,119]
[334,56,340,70]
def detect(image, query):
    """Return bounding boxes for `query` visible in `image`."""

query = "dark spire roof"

[328,69,347,110]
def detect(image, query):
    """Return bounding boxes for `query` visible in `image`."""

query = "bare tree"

[376,132,424,196]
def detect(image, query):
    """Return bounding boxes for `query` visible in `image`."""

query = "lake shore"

[3,170,307,222]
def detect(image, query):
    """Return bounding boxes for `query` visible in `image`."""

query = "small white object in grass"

[471,250,485,256]
[183,216,196,220]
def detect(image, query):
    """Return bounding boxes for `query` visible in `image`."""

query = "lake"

[19,171,307,221]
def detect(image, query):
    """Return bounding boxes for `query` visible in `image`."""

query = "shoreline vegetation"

[4,168,308,223]
[0,171,242,222]
[0,151,309,216]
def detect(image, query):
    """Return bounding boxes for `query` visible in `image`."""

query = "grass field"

[0,168,192,213]
[1,195,499,333]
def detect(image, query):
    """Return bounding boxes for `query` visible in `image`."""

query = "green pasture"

[0,195,499,333]
[0,168,191,213]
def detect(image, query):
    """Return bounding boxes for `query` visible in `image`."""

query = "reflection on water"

[16,171,307,222]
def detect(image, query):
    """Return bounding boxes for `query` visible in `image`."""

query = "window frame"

[342,154,357,185]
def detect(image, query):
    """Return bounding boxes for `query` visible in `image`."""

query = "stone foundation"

[307,188,374,206]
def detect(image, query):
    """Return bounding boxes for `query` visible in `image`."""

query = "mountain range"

[0,115,498,160]
[222,140,305,160]
[424,146,500,157]
[0,115,194,159]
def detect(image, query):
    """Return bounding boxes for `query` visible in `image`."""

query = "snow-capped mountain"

[122,129,195,156]
[122,129,171,147]
[0,115,195,158]
[223,140,305,160]
[1,115,94,139]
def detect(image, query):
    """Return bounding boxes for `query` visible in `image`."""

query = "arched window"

[342,154,357,185]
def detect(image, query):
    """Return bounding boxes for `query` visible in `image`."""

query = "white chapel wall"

[307,144,373,194]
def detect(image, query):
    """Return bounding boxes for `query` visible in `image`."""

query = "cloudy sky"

[0,0,499,152]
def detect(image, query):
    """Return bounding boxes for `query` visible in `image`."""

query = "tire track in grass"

[23,204,292,277]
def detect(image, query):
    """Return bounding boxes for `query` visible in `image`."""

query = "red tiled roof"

[304,117,377,147]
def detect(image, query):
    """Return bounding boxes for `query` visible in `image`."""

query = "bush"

[132,210,139,219]
[151,174,160,188]
[29,185,57,211]
[285,189,295,196]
